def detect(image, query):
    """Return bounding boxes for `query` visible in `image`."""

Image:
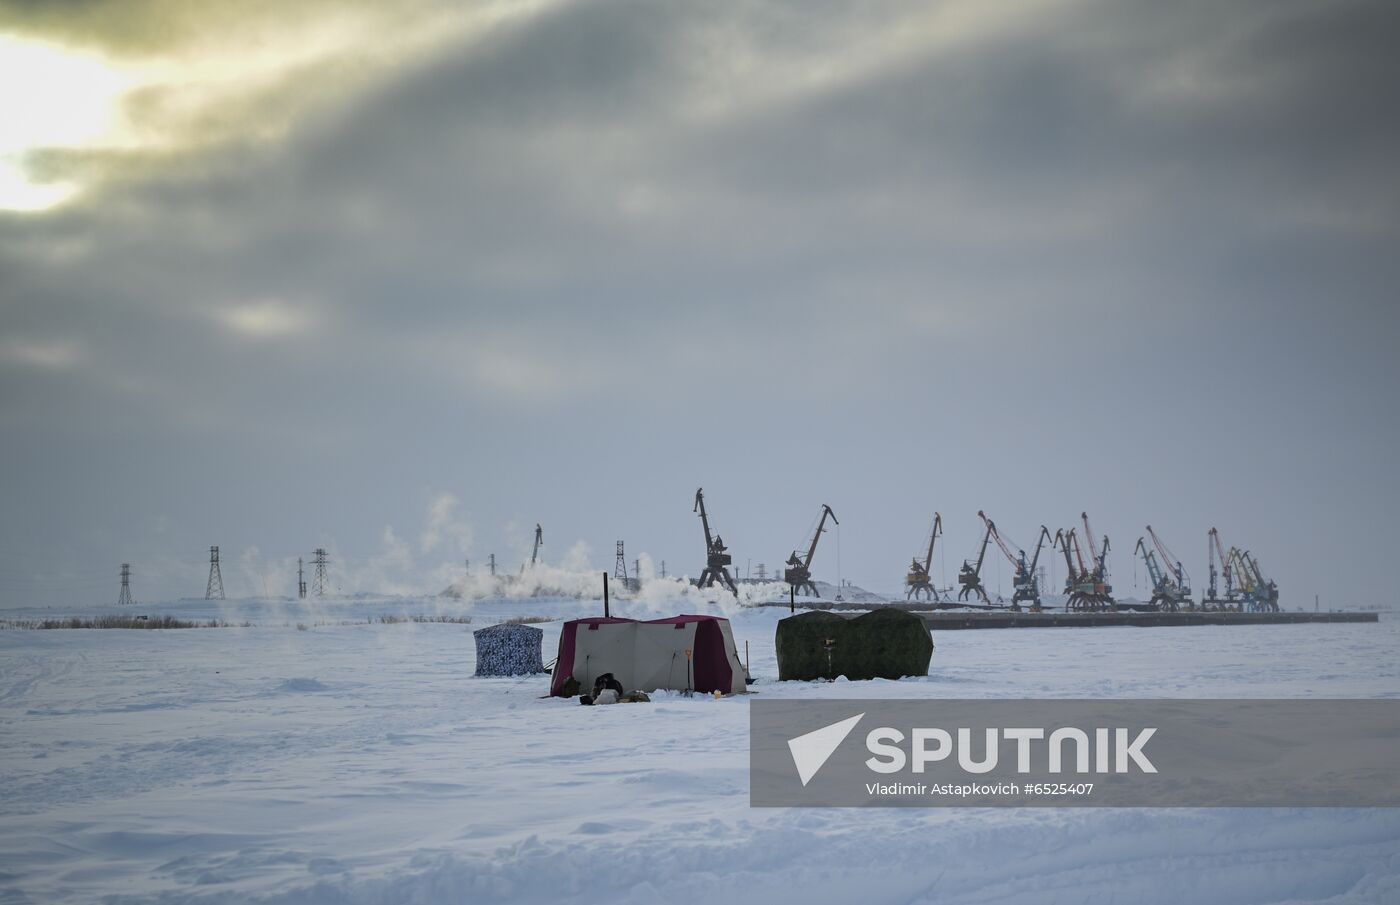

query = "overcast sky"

[1,0,1397,608]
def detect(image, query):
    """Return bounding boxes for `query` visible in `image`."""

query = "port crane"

[982,511,1051,611]
[1134,525,1192,612]
[1055,523,1115,610]
[1055,527,1086,604]
[1081,512,1111,586]
[1202,527,1239,610]
[957,515,993,603]
[1232,547,1279,612]
[518,523,544,576]
[905,513,943,601]
[784,504,838,597]
[693,488,738,595]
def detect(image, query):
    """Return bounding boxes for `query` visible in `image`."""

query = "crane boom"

[1213,534,1230,579]
[1068,527,1087,575]
[1146,525,1187,586]
[1203,527,1238,608]
[1146,526,1171,571]
[981,510,1022,570]
[1029,526,1052,572]
[1135,536,1165,588]
[1208,528,1231,589]
[1229,547,1254,593]
[1081,512,1100,566]
[922,513,942,572]
[972,511,993,572]
[801,505,838,569]
[1055,528,1076,578]
[1209,527,1228,566]
[1245,551,1265,585]
[1081,512,1111,579]
[694,488,714,548]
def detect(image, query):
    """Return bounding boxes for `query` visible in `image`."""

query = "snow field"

[1,597,1397,904]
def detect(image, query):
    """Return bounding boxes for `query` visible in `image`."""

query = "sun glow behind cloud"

[0,0,557,214]
[214,300,315,338]
[0,35,131,210]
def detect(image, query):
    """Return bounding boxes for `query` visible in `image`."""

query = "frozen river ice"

[2,595,1397,903]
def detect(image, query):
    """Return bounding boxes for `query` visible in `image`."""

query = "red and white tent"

[550,615,746,696]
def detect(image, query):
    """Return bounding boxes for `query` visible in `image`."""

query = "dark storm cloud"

[1,0,1397,605]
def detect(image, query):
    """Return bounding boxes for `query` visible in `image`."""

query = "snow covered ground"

[2,594,1398,904]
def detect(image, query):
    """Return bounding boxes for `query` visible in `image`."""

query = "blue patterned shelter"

[473,623,546,677]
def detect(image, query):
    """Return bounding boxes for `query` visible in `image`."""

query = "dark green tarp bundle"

[775,608,933,681]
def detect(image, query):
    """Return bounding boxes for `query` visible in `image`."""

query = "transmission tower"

[489,553,496,577]
[311,548,329,596]
[205,546,225,599]
[118,563,134,606]
[297,557,307,599]
[614,541,628,584]
[660,560,666,579]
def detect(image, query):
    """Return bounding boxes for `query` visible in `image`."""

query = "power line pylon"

[206,546,225,600]
[312,548,329,596]
[297,557,307,599]
[118,563,134,606]
[614,541,628,585]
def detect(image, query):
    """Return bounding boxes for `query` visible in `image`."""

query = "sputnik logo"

[788,713,864,786]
